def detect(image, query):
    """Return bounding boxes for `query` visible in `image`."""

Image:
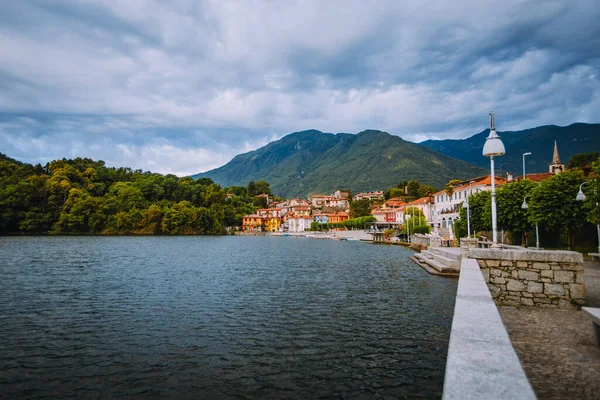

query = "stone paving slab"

[499,260,600,399]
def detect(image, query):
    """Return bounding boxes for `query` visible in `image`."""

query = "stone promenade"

[500,260,600,399]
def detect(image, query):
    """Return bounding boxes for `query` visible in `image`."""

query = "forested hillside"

[193,130,486,197]
[0,157,263,235]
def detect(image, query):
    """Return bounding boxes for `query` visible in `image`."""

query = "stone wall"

[470,248,585,309]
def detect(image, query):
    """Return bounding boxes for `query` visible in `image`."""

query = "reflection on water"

[0,236,457,399]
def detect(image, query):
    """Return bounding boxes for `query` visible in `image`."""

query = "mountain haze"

[421,123,600,175]
[193,130,486,198]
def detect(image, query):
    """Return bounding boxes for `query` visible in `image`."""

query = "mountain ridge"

[193,129,487,198]
[420,123,600,175]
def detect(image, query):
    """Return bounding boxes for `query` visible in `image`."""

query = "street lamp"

[482,109,505,248]
[521,195,540,249]
[462,199,471,238]
[575,181,600,253]
[576,182,588,201]
[522,152,531,180]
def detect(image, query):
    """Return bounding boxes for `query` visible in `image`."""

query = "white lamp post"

[575,181,600,253]
[462,200,471,238]
[482,109,505,248]
[521,195,540,249]
[522,152,531,180]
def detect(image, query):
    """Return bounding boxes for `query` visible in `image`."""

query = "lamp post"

[405,212,410,244]
[462,199,470,238]
[522,152,531,180]
[576,181,600,253]
[482,109,505,248]
[521,195,540,249]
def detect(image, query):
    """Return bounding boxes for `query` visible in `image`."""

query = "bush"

[412,225,431,234]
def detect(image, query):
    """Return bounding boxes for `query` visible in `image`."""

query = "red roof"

[514,173,554,183]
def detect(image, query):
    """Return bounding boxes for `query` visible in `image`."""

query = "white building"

[433,175,508,231]
[288,215,313,233]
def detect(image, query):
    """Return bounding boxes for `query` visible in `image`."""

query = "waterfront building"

[406,197,434,225]
[242,214,264,232]
[313,214,329,224]
[433,175,508,232]
[265,217,282,232]
[288,215,313,232]
[328,212,349,224]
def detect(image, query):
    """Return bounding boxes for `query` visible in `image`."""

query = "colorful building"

[242,214,264,232]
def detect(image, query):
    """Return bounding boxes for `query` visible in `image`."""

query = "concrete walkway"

[499,260,600,399]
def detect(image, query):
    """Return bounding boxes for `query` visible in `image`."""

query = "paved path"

[499,260,600,399]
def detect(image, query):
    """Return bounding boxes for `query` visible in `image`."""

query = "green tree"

[568,152,600,169]
[467,190,492,234]
[445,179,461,197]
[407,180,420,198]
[350,199,372,218]
[528,170,587,250]
[496,179,538,245]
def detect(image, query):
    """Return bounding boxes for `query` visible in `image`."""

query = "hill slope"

[193,130,487,198]
[421,123,600,175]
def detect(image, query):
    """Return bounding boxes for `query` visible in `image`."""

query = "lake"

[0,236,457,399]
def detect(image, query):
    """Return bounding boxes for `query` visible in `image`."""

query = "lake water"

[0,236,457,399]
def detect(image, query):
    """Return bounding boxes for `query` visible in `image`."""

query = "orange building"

[328,212,349,224]
[242,214,264,232]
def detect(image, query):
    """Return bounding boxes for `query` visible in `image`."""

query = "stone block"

[516,261,528,269]
[533,293,547,298]
[541,278,551,283]
[491,268,502,277]
[563,263,583,271]
[512,271,519,279]
[486,260,500,268]
[540,270,553,278]
[527,281,543,293]
[544,283,564,296]
[569,283,586,299]
[492,277,506,284]
[505,295,520,303]
[487,284,501,298]
[501,260,513,267]
[558,299,572,309]
[575,272,584,284]
[522,292,533,298]
[554,271,574,283]
[534,297,551,304]
[481,268,490,282]
[522,298,534,306]
[532,262,550,270]
[518,270,539,281]
[477,260,487,269]
[506,279,525,291]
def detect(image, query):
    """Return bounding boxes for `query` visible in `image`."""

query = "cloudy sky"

[1,0,599,175]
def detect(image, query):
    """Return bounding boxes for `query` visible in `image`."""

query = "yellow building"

[242,214,264,232]
[265,217,282,232]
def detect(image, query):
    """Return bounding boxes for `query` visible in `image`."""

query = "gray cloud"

[0,0,599,175]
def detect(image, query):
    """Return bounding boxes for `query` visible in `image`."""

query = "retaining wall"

[470,248,585,309]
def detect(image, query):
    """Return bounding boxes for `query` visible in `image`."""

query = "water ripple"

[0,236,457,399]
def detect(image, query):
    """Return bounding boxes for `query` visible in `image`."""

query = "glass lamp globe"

[482,129,506,157]
[576,190,586,202]
[521,201,528,210]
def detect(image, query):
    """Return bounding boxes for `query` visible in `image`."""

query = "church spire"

[552,140,561,164]
[549,140,564,174]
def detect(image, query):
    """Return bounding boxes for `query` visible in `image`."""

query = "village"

[240,142,567,239]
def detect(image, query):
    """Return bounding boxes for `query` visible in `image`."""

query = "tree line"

[0,156,273,235]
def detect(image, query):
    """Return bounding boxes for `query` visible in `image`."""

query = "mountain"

[193,130,487,198]
[421,123,600,176]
